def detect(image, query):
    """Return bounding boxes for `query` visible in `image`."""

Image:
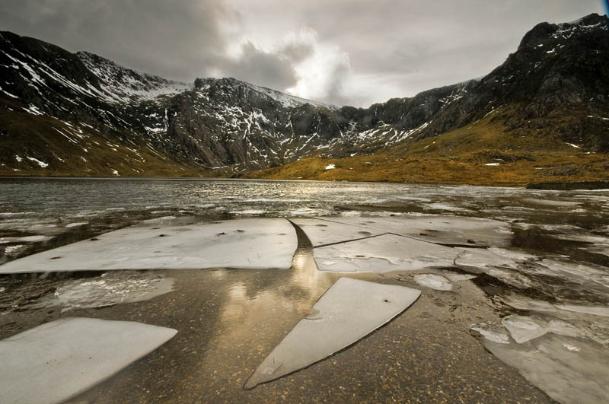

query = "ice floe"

[455,247,535,270]
[441,271,477,282]
[314,234,458,273]
[523,198,581,208]
[500,294,609,318]
[313,216,512,247]
[477,331,609,404]
[291,218,381,247]
[500,315,590,344]
[27,271,175,311]
[245,278,420,388]
[0,318,176,404]
[470,324,510,344]
[414,274,453,291]
[65,222,89,228]
[502,315,549,343]
[0,218,298,273]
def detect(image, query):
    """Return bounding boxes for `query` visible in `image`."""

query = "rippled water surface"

[1,177,607,218]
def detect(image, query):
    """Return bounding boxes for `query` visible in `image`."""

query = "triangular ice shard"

[0,317,177,404]
[245,278,420,388]
[0,218,297,273]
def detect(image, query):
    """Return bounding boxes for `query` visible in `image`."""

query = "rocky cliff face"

[420,14,609,149]
[1,13,608,175]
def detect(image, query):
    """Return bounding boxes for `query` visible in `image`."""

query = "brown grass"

[247,116,609,186]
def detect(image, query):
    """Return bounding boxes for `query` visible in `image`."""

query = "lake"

[1,178,609,402]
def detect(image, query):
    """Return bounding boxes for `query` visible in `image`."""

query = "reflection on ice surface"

[245,278,420,388]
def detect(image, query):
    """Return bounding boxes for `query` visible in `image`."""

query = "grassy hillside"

[2,104,607,186]
[247,113,609,186]
[0,107,209,177]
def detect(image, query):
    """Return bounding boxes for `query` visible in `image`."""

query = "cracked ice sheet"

[455,247,535,270]
[314,234,459,273]
[0,218,297,273]
[315,216,512,247]
[0,318,177,404]
[291,218,382,247]
[475,331,609,404]
[414,274,453,291]
[245,278,420,388]
[501,315,584,344]
[26,272,175,311]
[499,294,609,319]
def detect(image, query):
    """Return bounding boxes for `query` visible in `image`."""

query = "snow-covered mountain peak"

[193,77,336,110]
[77,51,191,103]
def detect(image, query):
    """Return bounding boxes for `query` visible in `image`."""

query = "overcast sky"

[0,0,605,106]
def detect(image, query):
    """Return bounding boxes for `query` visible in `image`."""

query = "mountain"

[1,14,608,182]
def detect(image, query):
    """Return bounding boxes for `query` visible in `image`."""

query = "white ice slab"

[314,234,459,273]
[27,272,175,311]
[501,294,609,318]
[0,219,298,273]
[523,198,581,208]
[319,216,512,247]
[0,318,177,404]
[481,333,609,404]
[442,271,477,282]
[291,218,380,247]
[245,278,420,388]
[455,247,535,270]
[470,324,510,344]
[502,315,548,344]
[414,274,453,291]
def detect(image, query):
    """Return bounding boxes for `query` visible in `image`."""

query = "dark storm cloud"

[217,40,314,90]
[0,0,604,106]
[0,0,234,80]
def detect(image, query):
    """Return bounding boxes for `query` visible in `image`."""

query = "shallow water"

[1,178,609,402]
[0,177,606,220]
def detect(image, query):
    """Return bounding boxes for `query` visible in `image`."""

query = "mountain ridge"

[1,13,608,183]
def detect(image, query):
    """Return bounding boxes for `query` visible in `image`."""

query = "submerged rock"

[245,278,420,388]
[0,318,176,404]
